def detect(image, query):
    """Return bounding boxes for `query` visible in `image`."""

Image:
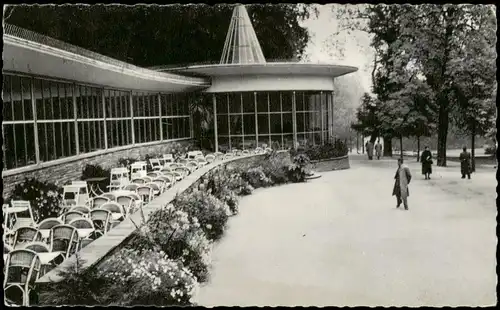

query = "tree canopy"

[5,4,317,67]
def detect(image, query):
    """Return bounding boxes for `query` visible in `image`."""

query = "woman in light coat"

[392,158,412,210]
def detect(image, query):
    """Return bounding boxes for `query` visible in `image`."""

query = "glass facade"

[214,91,332,152]
[2,73,192,171]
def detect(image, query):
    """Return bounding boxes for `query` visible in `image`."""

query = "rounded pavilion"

[159,5,358,152]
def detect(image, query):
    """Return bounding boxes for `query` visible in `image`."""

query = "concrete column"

[292,91,298,149]
[130,91,135,145]
[213,94,218,152]
[31,77,41,162]
[102,89,108,149]
[72,83,79,155]
[158,93,163,141]
[320,91,324,145]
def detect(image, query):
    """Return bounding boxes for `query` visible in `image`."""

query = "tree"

[6,4,317,67]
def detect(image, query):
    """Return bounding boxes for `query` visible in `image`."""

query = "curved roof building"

[2,4,357,191]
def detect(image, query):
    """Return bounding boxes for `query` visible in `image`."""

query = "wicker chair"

[100,192,116,201]
[62,211,85,224]
[151,178,167,193]
[137,186,153,204]
[100,202,125,224]
[205,154,216,163]
[223,153,234,160]
[147,171,162,179]
[142,176,153,183]
[68,218,95,249]
[131,178,145,184]
[4,249,41,306]
[69,205,91,215]
[116,195,134,217]
[13,227,41,249]
[123,183,140,192]
[242,150,251,156]
[49,225,79,259]
[90,209,112,237]
[214,152,224,160]
[90,196,110,209]
[37,218,63,230]
[22,242,50,253]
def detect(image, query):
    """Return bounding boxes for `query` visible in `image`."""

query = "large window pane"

[270,114,282,133]
[281,92,293,112]
[229,93,241,114]
[269,92,280,112]
[216,114,229,136]
[257,114,269,135]
[215,93,228,114]
[256,92,268,113]
[296,91,305,111]
[230,115,242,135]
[243,114,255,135]
[282,113,293,134]
[242,92,254,113]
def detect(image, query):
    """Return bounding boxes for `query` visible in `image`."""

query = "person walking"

[421,146,433,180]
[392,158,412,210]
[459,146,472,179]
[375,140,383,160]
[366,141,374,160]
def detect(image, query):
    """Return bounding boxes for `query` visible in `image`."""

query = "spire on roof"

[220,4,266,64]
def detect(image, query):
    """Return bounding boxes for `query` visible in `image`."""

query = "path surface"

[193,155,497,307]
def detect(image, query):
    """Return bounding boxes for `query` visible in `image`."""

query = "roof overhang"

[2,35,211,93]
[161,63,358,92]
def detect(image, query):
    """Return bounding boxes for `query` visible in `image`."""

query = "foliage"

[128,204,212,282]
[9,178,63,222]
[241,167,273,189]
[81,164,111,190]
[484,145,497,156]
[6,4,316,66]
[172,190,230,241]
[38,256,111,306]
[286,153,310,183]
[117,157,138,168]
[258,151,292,185]
[293,141,349,161]
[101,248,198,306]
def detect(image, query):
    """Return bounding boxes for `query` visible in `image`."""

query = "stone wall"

[2,140,194,197]
[310,155,350,172]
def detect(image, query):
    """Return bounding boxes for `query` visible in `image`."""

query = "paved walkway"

[193,155,497,307]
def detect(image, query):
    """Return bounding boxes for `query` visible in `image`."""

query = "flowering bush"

[292,140,348,161]
[9,178,64,222]
[129,205,212,282]
[173,190,229,241]
[101,248,198,306]
[242,166,273,189]
[259,151,292,185]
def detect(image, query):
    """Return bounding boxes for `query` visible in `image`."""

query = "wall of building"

[2,140,194,197]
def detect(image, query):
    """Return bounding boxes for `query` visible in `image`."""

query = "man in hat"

[392,158,412,210]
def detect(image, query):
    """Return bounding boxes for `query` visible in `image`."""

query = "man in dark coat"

[459,146,472,179]
[421,146,433,180]
[392,158,412,210]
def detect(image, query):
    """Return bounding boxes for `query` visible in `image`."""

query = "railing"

[3,23,208,84]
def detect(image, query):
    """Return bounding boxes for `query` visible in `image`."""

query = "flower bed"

[291,141,350,172]
[37,150,310,306]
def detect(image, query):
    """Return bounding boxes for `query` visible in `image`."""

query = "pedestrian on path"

[421,146,433,180]
[459,146,472,179]
[375,140,383,160]
[366,141,374,160]
[392,158,412,210]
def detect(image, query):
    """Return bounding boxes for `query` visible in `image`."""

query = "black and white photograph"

[2,3,497,307]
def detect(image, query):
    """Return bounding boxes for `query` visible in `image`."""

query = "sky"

[299,4,375,95]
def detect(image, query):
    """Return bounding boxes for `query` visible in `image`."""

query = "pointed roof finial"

[220,4,266,64]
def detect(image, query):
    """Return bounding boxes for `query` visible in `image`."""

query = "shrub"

[259,151,291,185]
[129,205,212,282]
[100,248,198,306]
[117,157,138,168]
[295,141,348,161]
[484,144,497,155]
[173,190,229,241]
[9,178,64,222]
[287,154,310,183]
[81,164,111,191]
[38,256,111,306]
[241,167,273,189]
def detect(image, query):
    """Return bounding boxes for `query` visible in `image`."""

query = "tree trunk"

[417,136,421,162]
[383,136,392,157]
[356,133,360,153]
[437,101,449,167]
[399,135,404,160]
[362,135,365,154]
[471,124,476,172]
